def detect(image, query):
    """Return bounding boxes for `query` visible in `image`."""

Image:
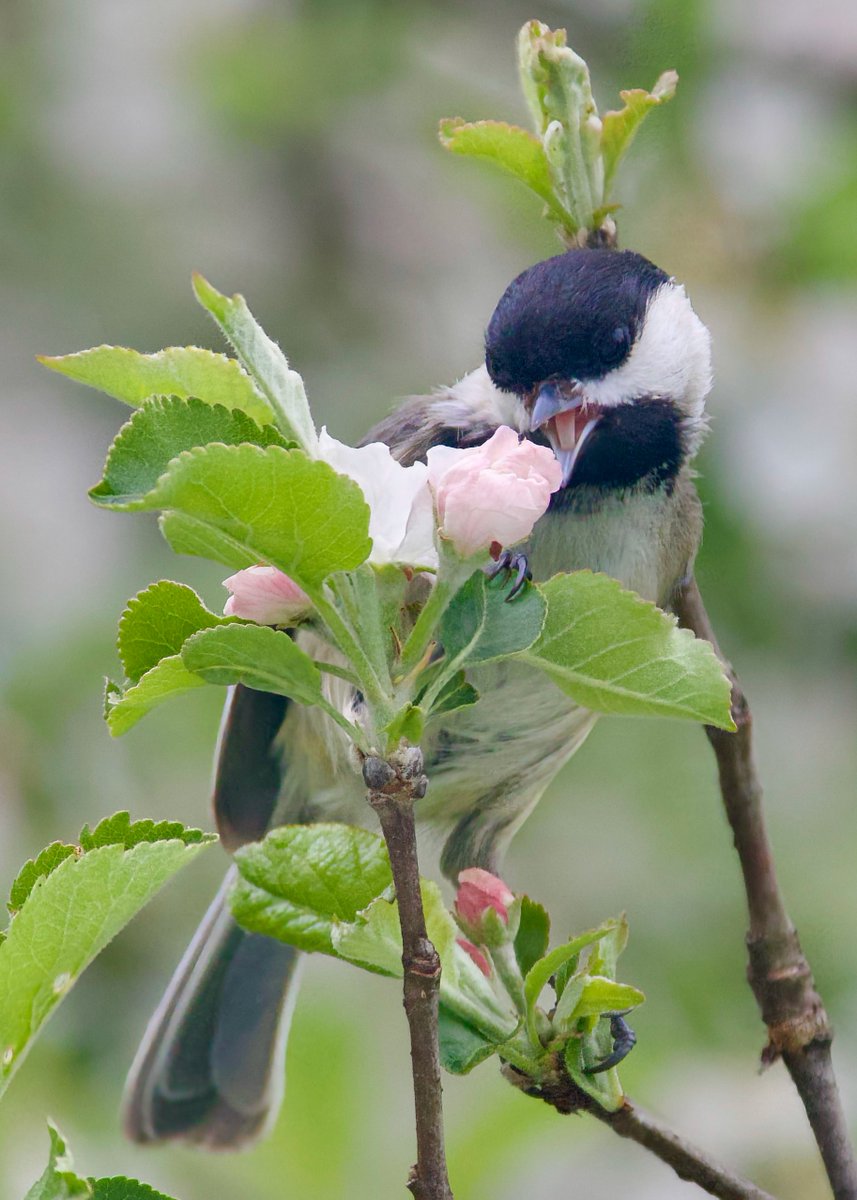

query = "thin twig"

[673,576,857,1200]
[364,750,454,1200]
[595,1100,775,1200]
[503,1059,775,1200]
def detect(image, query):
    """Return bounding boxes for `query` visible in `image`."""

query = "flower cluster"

[223,426,561,623]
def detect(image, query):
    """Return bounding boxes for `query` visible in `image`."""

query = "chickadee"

[124,247,712,1148]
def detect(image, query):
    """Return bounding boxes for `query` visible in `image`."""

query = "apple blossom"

[223,565,312,625]
[425,426,563,558]
[318,429,437,569]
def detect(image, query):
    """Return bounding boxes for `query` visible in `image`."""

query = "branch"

[364,751,454,1200]
[673,576,857,1199]
[503,1059,775,1200]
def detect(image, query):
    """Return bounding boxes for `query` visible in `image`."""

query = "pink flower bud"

[222,565,312,625]
[425,426,563,558]
[455,868,516,927]
[456,937,492,978]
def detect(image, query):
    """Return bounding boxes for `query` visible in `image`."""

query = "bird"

[123,245,713,1149]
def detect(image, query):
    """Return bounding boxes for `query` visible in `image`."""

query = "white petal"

[318,428,435,567]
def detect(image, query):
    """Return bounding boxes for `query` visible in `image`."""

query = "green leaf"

[554,952,581,1003]
[330,564,397,683]
[601,71,678,198]
[330,890,401,976]
[572,976,645,1020]
[105,657,207,736]
[0,817,214,1100]
[24,1123,90,1200]
[523,920,620,1046]
[522,572,735,728]
[90,396,288,507]
[90,1179,176,1200]
[117,581,226,684]
[588,913,629,981]
[440,572,546,671]
[129,444,372,589]
[25,1125,179,1200]
[158,511,256,569]
[39,345,272,426]
[78,810,209,851]
[8,844,78,914]
[513,896,551,976]
[438,1005,498,1075]
[426,672,479,718]
[563,1028,624,1113]
[230,824,393,954]
[181,623,324,707]
[192,274,317,453]
[438,119,569,225]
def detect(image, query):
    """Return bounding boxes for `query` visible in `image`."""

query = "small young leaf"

[438,119,569,225]
[105,657,207,737]
[39,345,272,426]
[90,396,288,507]
[523,920,620,1046]
[0,818,214,1100]
[181,624,324,707]
[129,444,372,589]
[572,975,645,1020]
[192,273,318,453]
[513,895,551,976]
[24,1123,90,1200]
[552,975,586,1027]
[230,824,393,954]
[440,571,546,671]
[516,20,600,233]
[383,704,426,747]
[522,572,735,728]
[118,581,226,684]
[438,1005,498,1075]
[601,71,678,198]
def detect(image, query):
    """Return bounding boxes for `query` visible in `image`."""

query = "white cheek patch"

[582,282,713,450]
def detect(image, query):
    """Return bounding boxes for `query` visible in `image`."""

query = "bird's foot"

[487,549,532,602]
[583,1011,637,1075]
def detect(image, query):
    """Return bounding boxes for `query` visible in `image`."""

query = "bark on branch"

[674,576,857,1200]
[364,751,453,1200]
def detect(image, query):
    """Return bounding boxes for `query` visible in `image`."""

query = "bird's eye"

[612,325,630,349]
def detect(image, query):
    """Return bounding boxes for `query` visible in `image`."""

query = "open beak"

[529,381,602,486]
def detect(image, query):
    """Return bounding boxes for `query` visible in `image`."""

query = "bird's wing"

[362,386,501,465]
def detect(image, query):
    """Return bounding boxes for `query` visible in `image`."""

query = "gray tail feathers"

[123,869,301,1150]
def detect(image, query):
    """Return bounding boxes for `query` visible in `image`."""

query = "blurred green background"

[2,0,856,1197]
